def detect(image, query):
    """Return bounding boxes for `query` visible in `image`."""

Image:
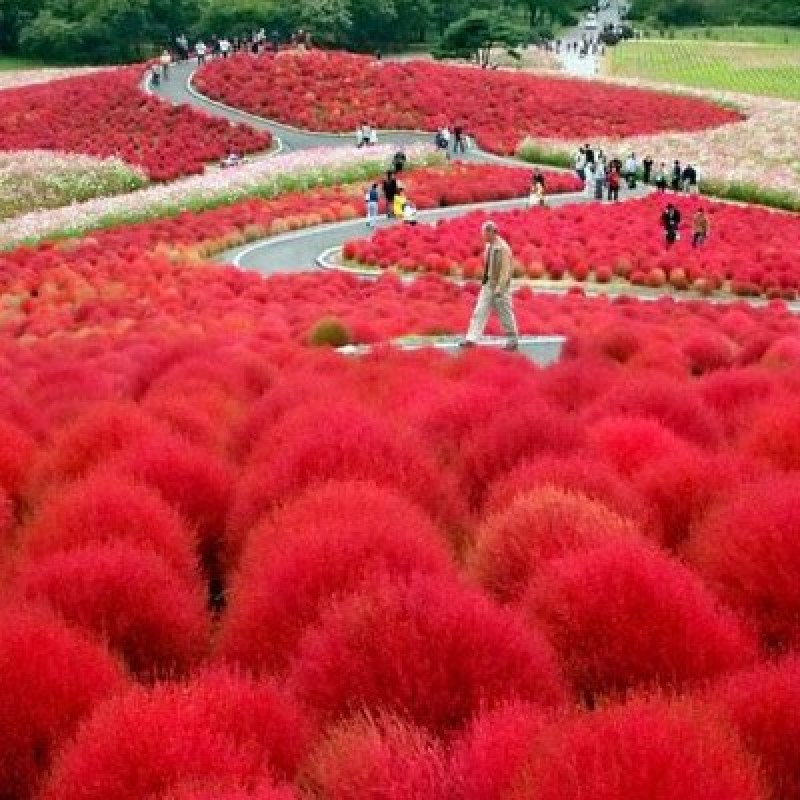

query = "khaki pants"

[467,285,518,343]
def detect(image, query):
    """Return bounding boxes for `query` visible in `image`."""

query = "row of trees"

[0,0,585,64]
[631,0,800,27]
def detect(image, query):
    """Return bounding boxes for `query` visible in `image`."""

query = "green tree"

[435,9,528,67]
[294,0,353,46]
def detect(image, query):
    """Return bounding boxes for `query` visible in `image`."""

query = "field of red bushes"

[1,277,800,798]
[0,68,271,180]
[343,194,800,299]
[195,50,742,154]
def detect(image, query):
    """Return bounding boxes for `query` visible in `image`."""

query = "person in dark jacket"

[661,203,682,248]
[681,163,698,193]
[643,155,654,184]
[671,159,682,191]
[382,170,398,218]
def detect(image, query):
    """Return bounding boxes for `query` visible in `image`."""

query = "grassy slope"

[638,26,800,44]
[607,38,800,100]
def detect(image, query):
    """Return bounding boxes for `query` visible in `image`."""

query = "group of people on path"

[435,126,471,157]
[661,204,711,249]
[364,154,417,228]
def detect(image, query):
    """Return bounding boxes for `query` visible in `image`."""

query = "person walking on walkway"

[692,208,710,247]
[671,159,682,191]
[655,162,668,193]
[382,170,398,217]
[682,163,698,194]
[195,40,207,64]
[643,155,654,184]
[607,163,621,202]
[365,183,380,228]
[662,203,682,248]
[530,170,546,207]
[160,48,171,79]
[453,125,467,154]
[461,221,519,351]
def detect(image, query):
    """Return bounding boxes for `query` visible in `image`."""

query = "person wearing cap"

[461,221,519,351]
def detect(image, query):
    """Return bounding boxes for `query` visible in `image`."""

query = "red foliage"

[526,540,757,697]
[229,402,467,543]
[511,697,765,800]
[302,715,449,800]
[686,477,800,651]
[218,480,454,674]
[342,195,800,300]
[16,543,210,679]
[104,434,235,577]
[159,787,297,800]
[287,574,566,734]
[196,51,738,154]
[448,703,549,800]
[469,487,639,602]
[41,670,312,800]
[21,472,200,584]
[0,607,126,800]
[0,68,270,180]
[741,396,800,470]
[0,418,34,499]
[709,657,800,800]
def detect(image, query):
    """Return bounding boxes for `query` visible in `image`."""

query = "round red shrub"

[741,397,800,470]
[709,656,800,800]
[21,472,199,584]
[16,543,210,679]
[287,574,566,734]
[0,607,126,800]
[30,402,169,494]
[526,540,757,698]
[683,331,736,374]
[105,434,234,575]
[229,403,467,545]
[301,714,448,800]
[448,702,548,800]
[469,487,639,602]
[459,400,585,508]
[218,480,455,674]
[159,786,296,800]
[686,476,800,650]
[511,697,765,800]
[0,488,12,546]
[41,670,312,800]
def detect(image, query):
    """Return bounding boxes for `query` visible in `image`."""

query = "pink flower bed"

[194,50,742,154]
[343,194,800,299]
[0,67,271,180]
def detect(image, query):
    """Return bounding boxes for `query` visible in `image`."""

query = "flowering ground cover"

[0,68,271,181]
[0,66,101,91]
[1,260,800,798]
[194,50,741,155]
[0,151,147,220]
[342,194,800,299]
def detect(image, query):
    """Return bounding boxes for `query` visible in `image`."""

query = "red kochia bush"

[230,403,467,543]
[218,480,455,674]
[741,397,800,470]
[302,714,448,800]
[511,697,765,800]
[41,670,312,800]
[21,472,200,584]
[287,574,566,734]
[526,540,757,698]
[448,703,549,800]
[29,402,170,494]
[459,400,585,508]
[0,608,125,800]
[105,434,234,575]
[0,418,34,499]
[16,543,210,679]
[159,786,297,800]
[709,657,800,800]
[686,477,800,650]
[469,487,639,603]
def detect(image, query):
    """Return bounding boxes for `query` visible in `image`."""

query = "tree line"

[631,0,800,27]
[0,0,585,64]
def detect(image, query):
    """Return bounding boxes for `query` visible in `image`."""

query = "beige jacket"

[485,236,513,292]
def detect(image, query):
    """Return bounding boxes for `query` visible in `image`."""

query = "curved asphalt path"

[150,58,651,276]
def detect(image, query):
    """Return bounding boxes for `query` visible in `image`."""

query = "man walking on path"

[382,171,398,218]
[662,203,682,248]
[461,221,519,351]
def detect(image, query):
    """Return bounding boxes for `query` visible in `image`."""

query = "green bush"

[308,317,353,348]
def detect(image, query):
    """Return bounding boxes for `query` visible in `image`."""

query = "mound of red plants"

[195,51,740,154]
[343,194,800,299]
[0,68,270,180]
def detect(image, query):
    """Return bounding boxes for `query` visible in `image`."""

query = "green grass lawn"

[0,56,52,71]
[639,26,800,44]
[607,39,800,100]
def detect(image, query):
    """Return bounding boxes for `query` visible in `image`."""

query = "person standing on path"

[643,155,654,185]
[655,162,668,193]
[365,183,380,228]
[195,40,207,64]
[671,160,682,191]
[382,171,398,218]
[461,221,519,351]
[692,208,710,247]
[160,48,171,79]
[607,164,621,202]
[661,203,682,248]
[530,170,546,207]
[453,125,466,154]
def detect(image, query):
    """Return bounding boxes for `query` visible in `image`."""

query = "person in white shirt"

[219,38,231,58]
[195,41,207,64]
[624,153,639,188]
